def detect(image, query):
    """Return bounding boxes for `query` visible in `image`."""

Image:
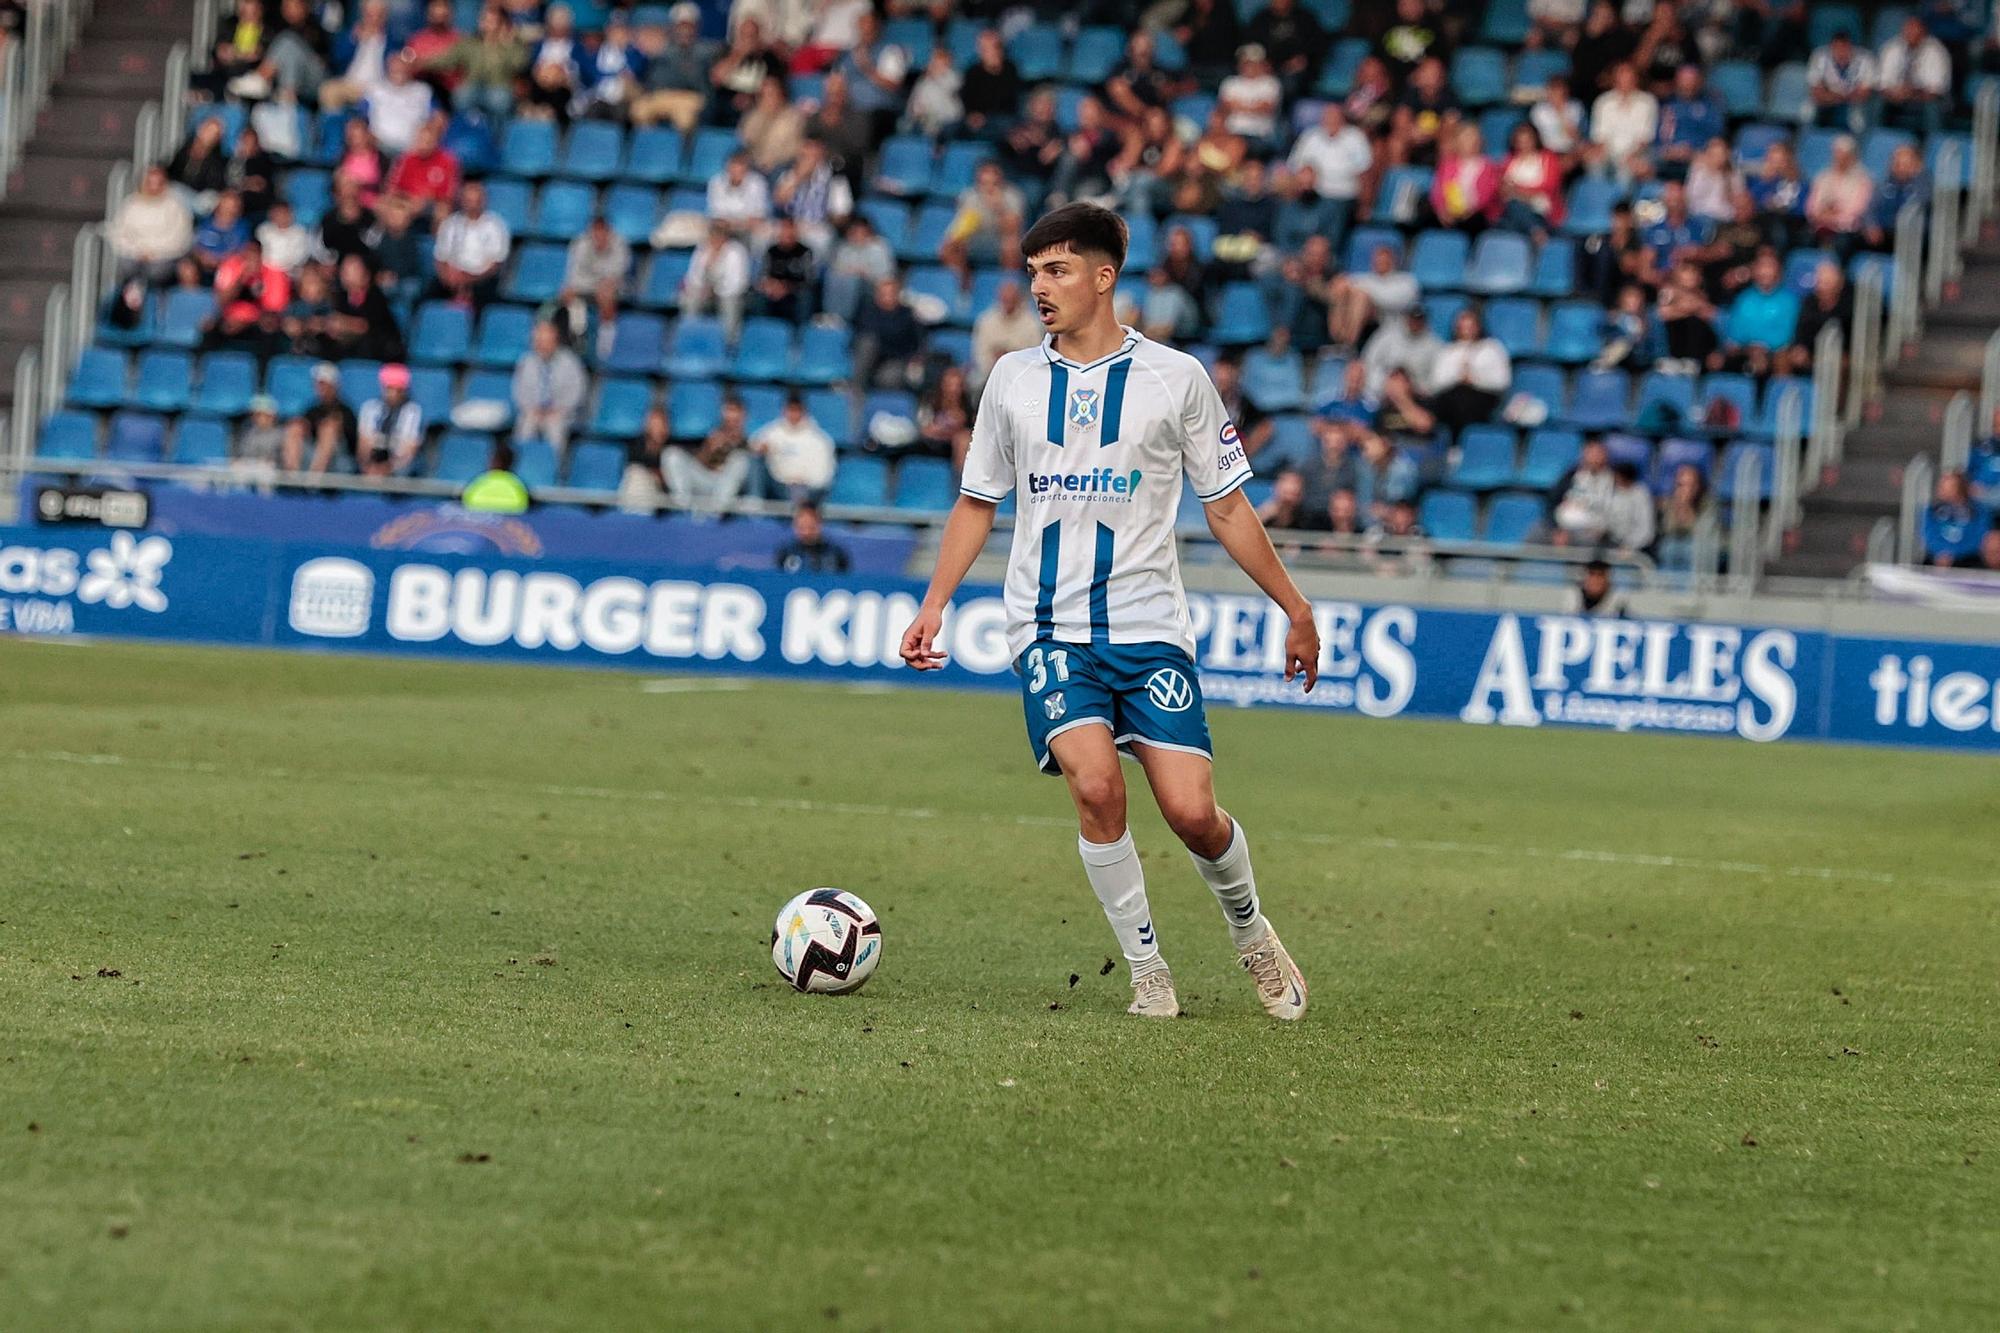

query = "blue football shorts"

[1015,638,1214,776]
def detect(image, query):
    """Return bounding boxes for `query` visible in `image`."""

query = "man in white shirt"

[111,164,194,284]
[363,54,433,155]
[432,180,512,308]
[752,393,837,500]
[1588,62,1658,182]
[706,152,773,240]
[1217,44,1282,143]
[971,280,1043,389]
[511,320,589,454]
[1360,306,1443,396]
[1330,243,1419,351]
[1877,15,1952,134]
[681,221,751,341]
[1287,103,1372,203]
[255,200,311,275]
[1807,29,1877,132]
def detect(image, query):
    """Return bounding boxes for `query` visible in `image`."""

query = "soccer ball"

[771,888,882,994]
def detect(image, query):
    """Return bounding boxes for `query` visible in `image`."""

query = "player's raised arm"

[1202,489,1320,692]
[899,495,998,670]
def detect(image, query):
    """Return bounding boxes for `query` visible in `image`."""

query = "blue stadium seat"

[473,305,536,369]
[737,385,787,435]
[1696,373,1758,436]
[861,390,919,449]
[1479,0,1529,43]
[682,127,738,186]
[191,350,257,417]
[1806,3,1862,49]
[882,17,935,65]
[500,118,560,176]
[1752,377,1810,438]
[305,109,350,166]
[1563,178,1623,236]
[1545,301,1604,364]
[903,266,966,325]
[795,325,852,386]
[69,347,127,409]
[171,417,231,466]
[532,180,596,239]
[1733,122,1790,169]
[731,317,793,382]
[1862,127,1917,181]
[1375,166,1433,223]
[625,126,684,184]
[943,18,982,68]
[336,359,384,410]
[894,456,957,511]
[432,431,492,482]
[1165,213,1219,259]
[1343,225,1403,272]
[1478,106,1524,153]
[38,411,98,460]
[828,454,889,507]
[1068,26,1123,83]
[1927,132,1975,187]
[106,411,168,462]
[900,202,957,263]
[1716,439,1773,501]
[1242,347,1305,412]
[1653,437,1713,492]
[933,141,992,199]
[188,102,247,145]
[927,328,972,365]
[1450,47,1508,107]
[411,301,473,366]
[1710,61,1763,118]
[132,349,193,412]
[1410,230,1470,291]
[1512,49,1569,91]
[484,177,534,235]
[1452,425,1517,491]
[263,355,315,417]
[807,389,856,448]
[668,380,723,439]
[664,316,728,379]
[604,183,660,243]
[1512,365,1569,423]
[408,367,453,425]
[1798,127,1839,180]
[1315,38,1369,97]
[1766,63,1810,124]
[1633,371,1698,431]
[1210,282,1272,344]
[1604,432,1653,473]
[461,370,515,428]
[1465,231,1532,296]
[441,112,498,175]
[1419,490,1478,541]
[1124,213,1161,271]
[512,439,558,490]
[505,242,568,303]
[560,120,625,181]
[604,313,667,375]
[1528,239,1576,297]
[1007,25,1064,82]
[590,378,653,439]
[639,249,693,308]
[857,197,911,249]
[1263,414,1315,471]
[1170,92,1216,131]
[156,288,213,350]
[1422,293,1468,335]
[1782,247,1835,293]
[874,136,935,198]
[286,169,332,226]
[1564,369,1630,431]
[1151,28,1189,72]
[567,440,626,491]
[1485,298,1543,359]
[1483,491,1545,544]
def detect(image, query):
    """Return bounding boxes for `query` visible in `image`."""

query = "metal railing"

[1940,390,1976,473]
[1726,447,1766,593]
[1804,320,1844,480]
[1865,517,1895,565]
[1765,385,1805,561]
[0,0,97,203]
[192,0,220,74]
[1896,454,1936,565]
[1968,80,1999,246]
[1927,139,1964,305]
[1887,198,1926,358]
[1847,263,1885,429]
[1981,327,2000,439]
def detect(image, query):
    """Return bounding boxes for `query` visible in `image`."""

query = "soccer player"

[898,203,1322,1021]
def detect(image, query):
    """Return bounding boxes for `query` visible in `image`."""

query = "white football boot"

[1127,967,1181,1018]
[1237,926,1308,1021]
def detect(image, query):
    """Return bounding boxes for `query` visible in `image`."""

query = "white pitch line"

[7,747,1992,893]
[638,679,756,694]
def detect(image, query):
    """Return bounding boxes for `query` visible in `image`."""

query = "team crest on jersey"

[1044,691,1067,721]
[1144,669,1193,713]
[1067,388,1101,428]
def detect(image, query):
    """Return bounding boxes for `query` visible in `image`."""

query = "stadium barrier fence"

[0,0,93,204]
[0,522,1993,751]
[1896,454,1936,565]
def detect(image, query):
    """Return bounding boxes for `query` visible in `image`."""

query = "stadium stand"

[23,0,2000,583]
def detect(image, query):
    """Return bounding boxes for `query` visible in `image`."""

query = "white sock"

[1190,816,1267,949]
[1078,831,1166,978]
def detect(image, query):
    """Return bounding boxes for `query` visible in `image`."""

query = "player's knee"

[1068,767,1125,825]
[1162,797,1226,851]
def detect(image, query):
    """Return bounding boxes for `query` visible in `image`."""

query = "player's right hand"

[899,606,948,671]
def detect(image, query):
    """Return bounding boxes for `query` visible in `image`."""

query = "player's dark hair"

[1022,202,1129,273]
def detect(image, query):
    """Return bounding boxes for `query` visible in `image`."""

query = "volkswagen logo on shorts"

[1144,668,1193,712]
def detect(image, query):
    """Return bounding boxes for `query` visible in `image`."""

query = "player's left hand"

[1285,612,1320,693]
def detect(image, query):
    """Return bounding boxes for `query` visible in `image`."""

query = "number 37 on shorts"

[1015,639,1214,776]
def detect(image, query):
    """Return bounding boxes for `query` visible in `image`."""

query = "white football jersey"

[960,328,1252,659]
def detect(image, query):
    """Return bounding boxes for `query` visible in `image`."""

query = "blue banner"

[2,525,1995,752]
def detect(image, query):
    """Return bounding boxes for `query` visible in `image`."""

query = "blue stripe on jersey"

[1088,523,1114,642]
[1045,364,1069,446]
[1100,358,1131,446]
[1035,519,1061,635]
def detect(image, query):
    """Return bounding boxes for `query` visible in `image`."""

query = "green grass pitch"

[2,638,1996,1331]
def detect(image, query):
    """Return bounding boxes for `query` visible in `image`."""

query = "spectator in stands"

[1316,358,1379,428]
[1429,125,1500,231]
[1377,0,1446,86]
[331,252,404,361]
[1050,96,1122,208]
[1361,305,1442,395]
[1597,282,1665,371]
[707,152,773,238]
[1497,123,1566,238]
[283,363,356,476]
[1655,65,1722,178]
[433,179,512,309]
[1343,56,1396,137]
[1291,422,1357,530]
[681,221,751,341]
[1581,202,1646,305]
[555,214,629,347]
[1785,261,1850,373]
[333,116,389,207]
[1978,528,2000,572]
[1878,15,1953,134]
[203,0,268,100]
[1218,45,1282,147]
[631,4,719,131]
[1550,438,1615,546]
[259,0,330,105]
[523,3,582,123]
[1365,498,1428,574]
[664,392,753,515]
[834,11,909,142]
[357,363,425,478]
[425,7,526,120]
[1211,357,1272,458]
[192,192,252,278]
[279,263,334,356]
[1587,62,1657,182]
[1640,180,1715,283]
[1245,0,1328,99]
[232,394,286,487]
[309,179,371,272]
[918,366,974,470]
[905,46,963,139]
[1967,409,2000,507]
[1271,236,1336,355]
[1211,159,1274,265]
[1702,190,1767,298]
[708,15,782,124]
[1001,87,1066,182]
[960,28,1018,139]
[1140,265,1201,342]
[112,166,195,286]
[1806,136,1875,257]
[512,320,588,454]
[1381,308,1512,435]
[1329,243,1418,354]
[1657,260,1721,371]
[1634,5,1695,90]
[257,199,310,275]
[1105,31,1182,126]
[851,276,924,397]
[1527,0,1586,49]
[1685,139,1744,224]
[1656,463,1709,571]
[1531,75,1586,159]
[775,503,852,575]
[367,54,435,155]
[1605,461,1656,553]
[1256,469,1309,529]
[574,10,646,121]
[754,393,837,503]
[1718,249,1800,377]
[740,78,806,175]
[1571,559,1628,617]
[1109,107,1186,221]
[498,0,546,42]
[169,117,229,212]
[1808,28,1878,132]
[971,279,1042,389]
[1286,103,1372,250]
[1734,0,1808,70]
[227,127,278,220]
[772,138,855,254]
[318,0,395,111]
[1352,431,1420,524]
[1387,55,1458,168]
[1571,1,1637,97]
[367,194,428,297]
[206,239,291,354]
[802,72,872,191]
[754,215,815,323]
[617,406,672,507]
[1170,0,1242,82]
[1922,471,1992,566]
[1747,139,1808,251]
[940,163,1024,286]
[404,0,463,76]
[822,214,894,323]
[1865,144,1930,252]
[387,117,460,225]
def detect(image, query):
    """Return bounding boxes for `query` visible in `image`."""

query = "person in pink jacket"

[1806,135,1875,256]
[1430,124,1502,230]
